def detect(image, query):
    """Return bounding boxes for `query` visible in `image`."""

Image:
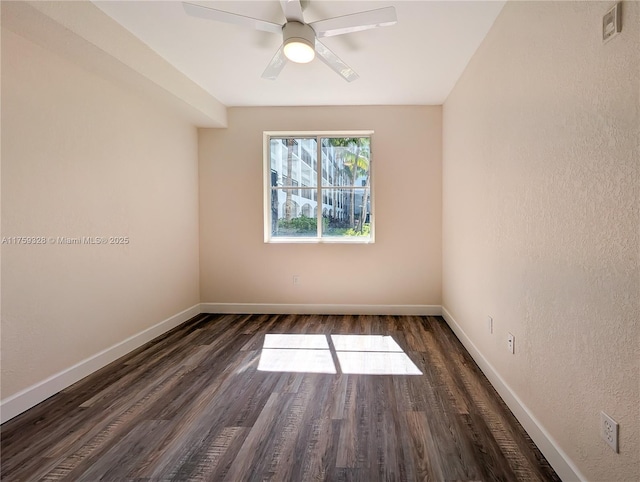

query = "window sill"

[265,237,374,244]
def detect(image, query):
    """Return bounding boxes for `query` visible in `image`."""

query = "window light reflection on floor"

[257,334,422,375]
[330,334,403,352]
[263,334,329,350]
[257,348,337,374]
[257,334,336,373]
[334,351,422,375]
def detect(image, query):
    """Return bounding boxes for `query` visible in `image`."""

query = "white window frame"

[263,131,374,244]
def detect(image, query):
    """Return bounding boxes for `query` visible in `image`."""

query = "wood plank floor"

[1,314,560,481]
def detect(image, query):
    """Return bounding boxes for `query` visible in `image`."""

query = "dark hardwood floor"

[1,314,560,481]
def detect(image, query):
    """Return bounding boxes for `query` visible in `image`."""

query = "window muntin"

[264,132,373,243]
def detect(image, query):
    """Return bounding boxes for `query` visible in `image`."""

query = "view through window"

[264,132,373,242]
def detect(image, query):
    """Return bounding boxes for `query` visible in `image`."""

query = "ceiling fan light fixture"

[282,22,316,63]
[284,39,315,63]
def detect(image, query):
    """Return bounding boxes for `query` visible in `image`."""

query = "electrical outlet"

[600,411,619,452]
[507,333,515,354]
[487,316,493,334]
[292,275,300,286]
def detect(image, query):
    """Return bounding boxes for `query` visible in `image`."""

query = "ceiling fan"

[183,0,397,82]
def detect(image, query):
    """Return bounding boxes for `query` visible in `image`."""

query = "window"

[264,132,373,243]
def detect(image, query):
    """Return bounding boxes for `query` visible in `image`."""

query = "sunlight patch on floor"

[335,351,422,375]
[263,334,329,349]
[257,334,422,375]
[257,348,337,374]
[331,334,403,352]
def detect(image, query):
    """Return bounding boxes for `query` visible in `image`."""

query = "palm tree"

[355,139,371,233]
[284,138,295,221]
[326,138,369,230]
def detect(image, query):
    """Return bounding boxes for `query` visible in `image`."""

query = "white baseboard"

[441,306,585,482]
[0,304,201,424]
[0,303,585,481]
[200,303,442,316]
[1,303,438,423]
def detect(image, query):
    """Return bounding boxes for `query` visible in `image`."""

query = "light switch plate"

[603,3,622,43]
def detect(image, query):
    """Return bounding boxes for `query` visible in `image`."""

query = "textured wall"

[1,29,200,398]
[443,1,639,480]
[199,106,442,307]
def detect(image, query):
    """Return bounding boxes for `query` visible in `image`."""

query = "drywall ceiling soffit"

[2,0,228,128]
[92,0,506,106]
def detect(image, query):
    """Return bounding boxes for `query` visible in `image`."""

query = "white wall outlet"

[292,275,300,286]
[507,333,515,354]
[600,411,619,452]
[487,316,493,334]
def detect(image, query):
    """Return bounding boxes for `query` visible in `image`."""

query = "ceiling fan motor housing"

[283,22,316,63]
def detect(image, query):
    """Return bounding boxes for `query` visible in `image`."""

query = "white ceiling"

[92,1,505,106]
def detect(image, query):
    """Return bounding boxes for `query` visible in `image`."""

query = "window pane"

[321,137,370,187]
[271,188,317,237]
[322,188,371,238]
[270,138,317,188]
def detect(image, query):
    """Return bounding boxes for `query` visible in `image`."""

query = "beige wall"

[5,3,638,478]
[199,106,441,307]
[443,2,639,480]
[1,29,200,398]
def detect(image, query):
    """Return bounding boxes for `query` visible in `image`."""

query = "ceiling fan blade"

[314,40,359,82]
[279,0,304,23]
[262,45,288,80]
[310,6,397,38]
[183,2,282,34]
